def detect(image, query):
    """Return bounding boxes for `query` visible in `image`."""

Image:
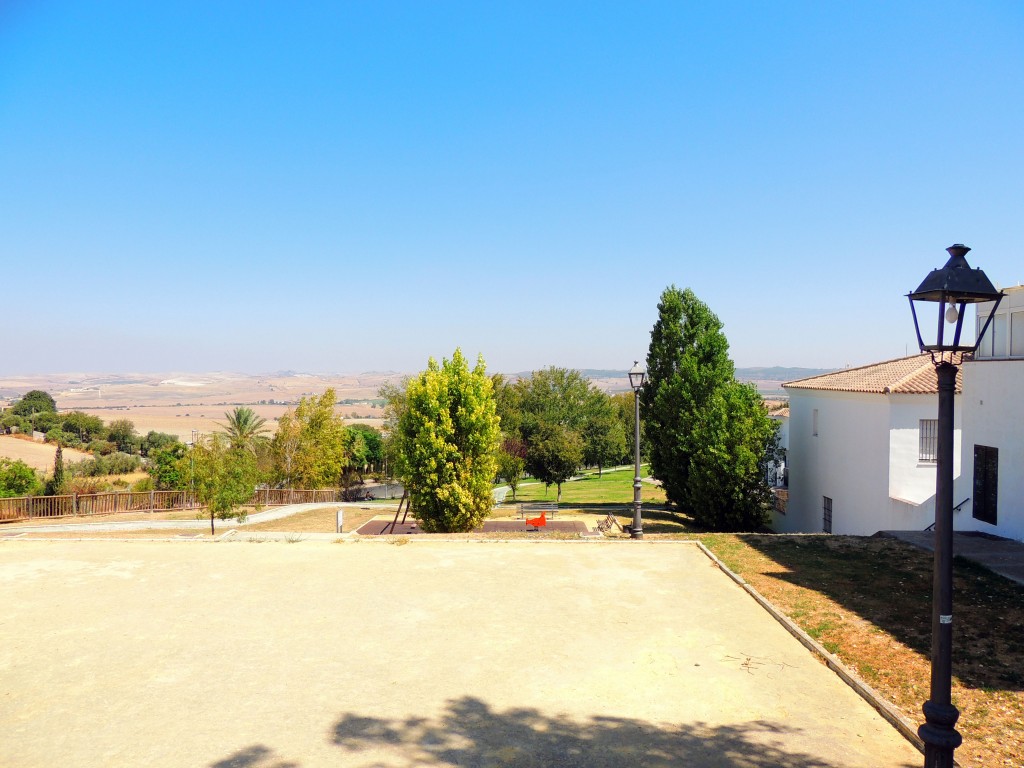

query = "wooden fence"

[0,488,343,523]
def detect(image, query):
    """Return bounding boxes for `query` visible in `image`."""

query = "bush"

[87,440,117,456]
[132,476,155,492]
[67,452,142,478]
[0,458,43,497]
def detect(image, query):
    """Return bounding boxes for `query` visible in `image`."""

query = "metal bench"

[518,501,558,519]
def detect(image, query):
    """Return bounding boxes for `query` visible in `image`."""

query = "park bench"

[518,501,558,520]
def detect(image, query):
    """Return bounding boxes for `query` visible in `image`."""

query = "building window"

[1011,311,1024,357]
[812,409,819,437]
[919,419,938,463]
[823,496,833,534]
[973,445,998,525]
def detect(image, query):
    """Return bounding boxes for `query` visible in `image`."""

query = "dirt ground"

[0,539,921,768]
[0,435,93,471]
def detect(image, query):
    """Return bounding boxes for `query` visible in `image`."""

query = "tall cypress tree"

[642,286,733,508]
[51,443,65,495]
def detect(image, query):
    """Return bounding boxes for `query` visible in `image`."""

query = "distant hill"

[735,366,836,383]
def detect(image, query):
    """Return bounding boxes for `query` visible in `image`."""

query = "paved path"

[882,529,1024,585]
[0,539,921,767]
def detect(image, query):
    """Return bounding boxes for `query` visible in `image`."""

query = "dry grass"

[0,435,92,471]
[697,534,1024,768]
[244,505,381,534]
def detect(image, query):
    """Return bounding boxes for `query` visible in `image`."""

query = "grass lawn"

[698,533,1024,768]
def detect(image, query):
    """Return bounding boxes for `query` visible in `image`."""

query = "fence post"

[73,492,78,516]
[149,489,154,513]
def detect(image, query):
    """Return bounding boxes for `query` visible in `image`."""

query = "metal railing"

[0,487,344,523]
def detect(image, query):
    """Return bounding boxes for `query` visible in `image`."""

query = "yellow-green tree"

[179,434,259,535]
[396,349,500,533]
[272,389,350,488]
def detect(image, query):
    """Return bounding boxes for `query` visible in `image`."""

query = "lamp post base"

[920,701,962,768]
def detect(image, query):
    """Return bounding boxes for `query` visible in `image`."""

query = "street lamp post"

[628,361,646,540]
[908,244,1003,768]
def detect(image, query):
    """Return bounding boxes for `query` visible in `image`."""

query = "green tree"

[31,411,63,434]
[107,419,139,454]
[581,392,626,476]
[11,390,56,416]
[525,423,583,501]
[347,423,384,475]
[0,458,42,497]
[514,367,594,439]
[179,434,258,535]
[642,286,734,508]
[684,381,779,530]
[611,391,640,465]
[47,444,66,495]
[396,349,500,533]
[62,411,106,443]
[140,431,180,456]
[496,437,527,501]
[642,286,778,531]
[271,389,350,488]
[147,443,188,490]
[218,407,269,452]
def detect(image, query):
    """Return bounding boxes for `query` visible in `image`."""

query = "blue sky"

[2,2,1022,375]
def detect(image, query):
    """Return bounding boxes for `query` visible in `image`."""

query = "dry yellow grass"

[0,435,92,471]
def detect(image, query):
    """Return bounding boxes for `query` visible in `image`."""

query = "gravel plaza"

[0,539,922,767]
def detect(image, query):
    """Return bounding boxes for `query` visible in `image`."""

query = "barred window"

[919,419,938,463]
[823,496,833,534]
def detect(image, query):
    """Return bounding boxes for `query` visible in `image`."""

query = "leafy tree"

[11,390,56,416]
[31,411,63,434]
[684,381,779,530]
[396,349,500,533]
[514,367,595,439]
[347,423,384,475]
[642,286,777,531]
[107,419,139,454]
[140,431,180,456]
[496,437,527,501]
[525,423,583,501]
[611,391,640,465]
[491,374,522,439]
[45,428,79,449]
[271,389,350,488]
[581,392,626,476]
[179,434,258,535]
[1,413,32,435]
[62,411,106,442]
[642,286,734,508]
[218,407,269,452]
[0,458,42,497]
[147,443,188,490]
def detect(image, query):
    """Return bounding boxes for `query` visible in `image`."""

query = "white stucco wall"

[777,390,891,535]
[957,359,1024,541]
[776,388,962,536]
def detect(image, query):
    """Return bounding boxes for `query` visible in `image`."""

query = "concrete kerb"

[693,541,926,758]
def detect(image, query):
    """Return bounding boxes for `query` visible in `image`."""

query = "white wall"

[957,360,1024,541]
[885,393,963,532]
[776,388,962,536]
[776,390,891,535]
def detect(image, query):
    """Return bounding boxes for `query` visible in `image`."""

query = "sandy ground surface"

[0,435,93,471]
[0,539,921,768]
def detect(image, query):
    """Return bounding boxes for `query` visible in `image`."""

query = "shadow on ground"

[737,534,1024,692]
[325,695,878,768]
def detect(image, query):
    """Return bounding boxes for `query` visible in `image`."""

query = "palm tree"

[219,407,269,452]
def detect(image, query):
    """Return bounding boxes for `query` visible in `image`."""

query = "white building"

[776,355,960,535]
[778,285,1024,540]
[955,285,1024,541]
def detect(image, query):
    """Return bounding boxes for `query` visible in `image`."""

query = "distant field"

[0,436,92,471]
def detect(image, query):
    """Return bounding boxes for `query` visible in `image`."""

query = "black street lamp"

[628,361,646,540]
[907,244,1003,768]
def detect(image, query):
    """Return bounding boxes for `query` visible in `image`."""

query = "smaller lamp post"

[628,361,646,539]
[908,244,1003,768]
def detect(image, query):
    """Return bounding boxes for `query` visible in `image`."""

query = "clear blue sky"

[2,2,1022,375]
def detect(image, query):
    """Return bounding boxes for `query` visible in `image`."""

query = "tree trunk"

[210,510,215,536]
[557,483,562,502]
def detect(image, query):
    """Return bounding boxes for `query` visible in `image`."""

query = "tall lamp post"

[628,361,646,540]
[907,244,1003,768]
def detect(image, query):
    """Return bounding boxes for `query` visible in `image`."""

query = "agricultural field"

[0,435,92,471]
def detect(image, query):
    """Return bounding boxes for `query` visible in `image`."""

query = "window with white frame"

[919,419,938,463]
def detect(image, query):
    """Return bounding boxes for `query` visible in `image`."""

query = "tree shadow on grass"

[328,695,897,768]
[736,534,1024,692]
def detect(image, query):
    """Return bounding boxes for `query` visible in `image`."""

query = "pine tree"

[50,444,65,495]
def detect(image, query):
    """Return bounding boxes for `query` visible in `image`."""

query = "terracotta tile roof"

[783,354,962,395]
